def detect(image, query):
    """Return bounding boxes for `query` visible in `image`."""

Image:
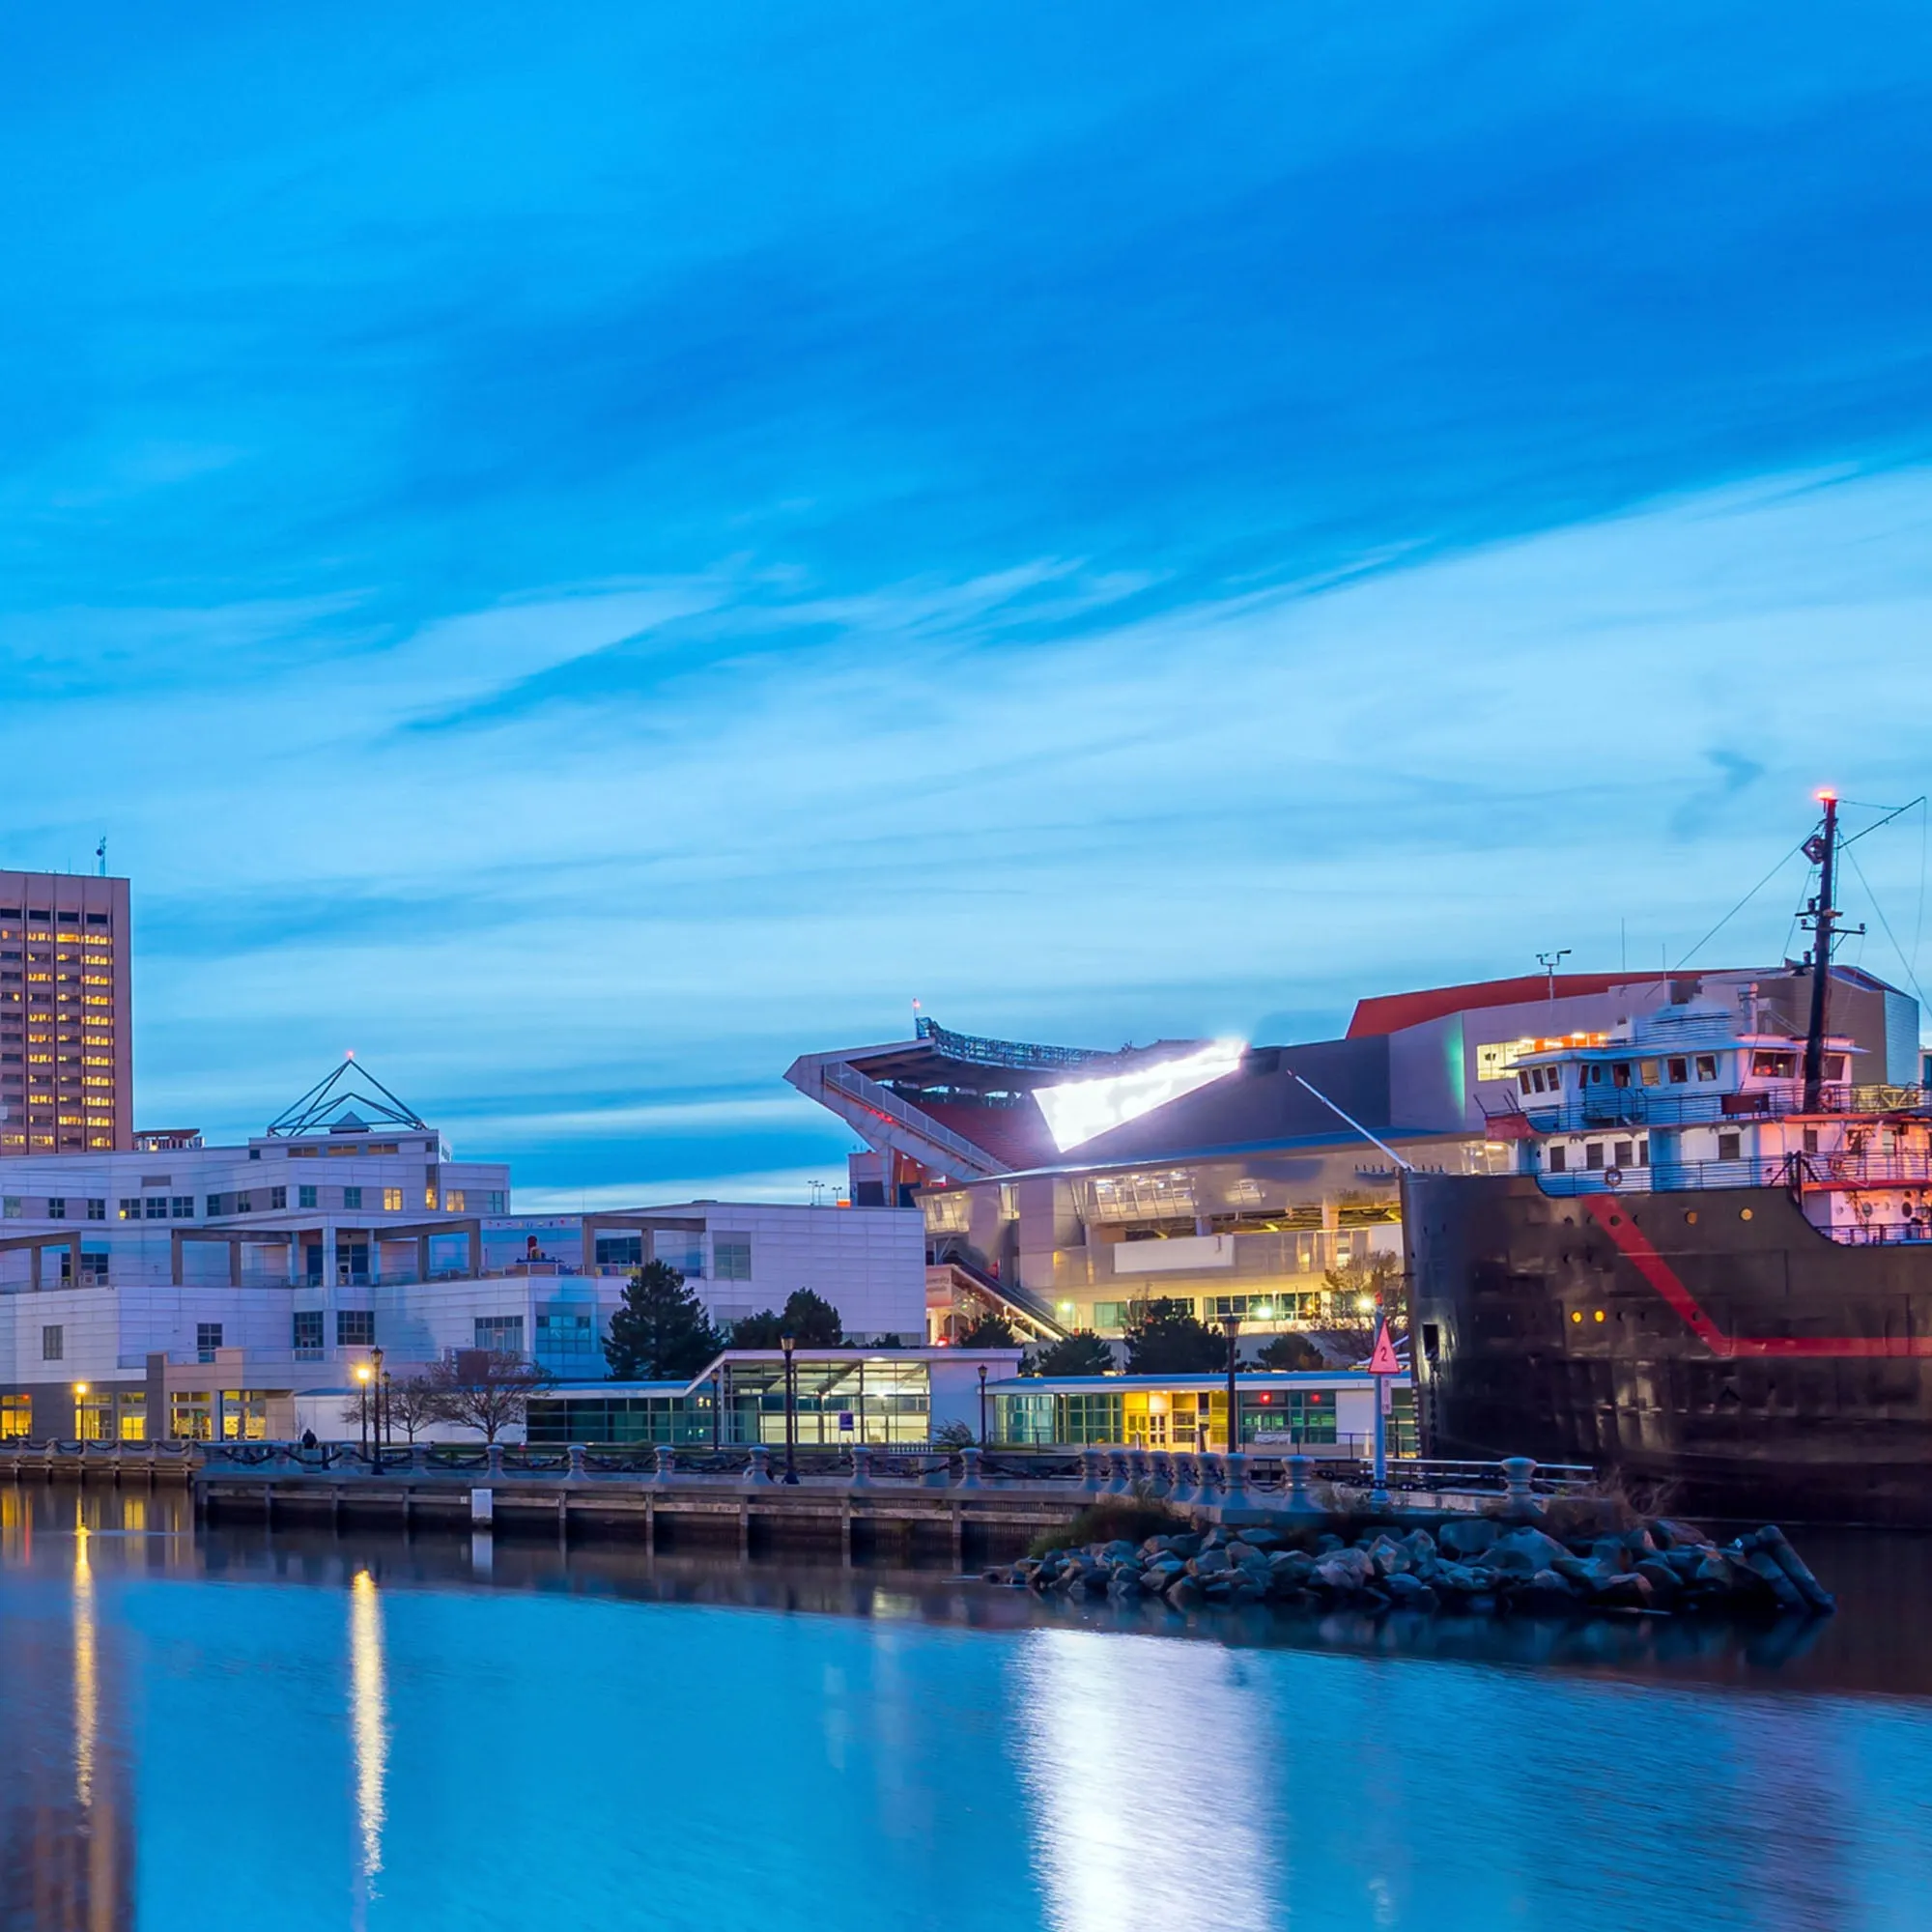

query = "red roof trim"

[1347,972,1652,1038]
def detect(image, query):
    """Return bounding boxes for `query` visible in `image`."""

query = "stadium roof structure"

[783,1016,1215,1180]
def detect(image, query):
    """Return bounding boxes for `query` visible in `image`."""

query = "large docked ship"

[1405,794,1932,1524]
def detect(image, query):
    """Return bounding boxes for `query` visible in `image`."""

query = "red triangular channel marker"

[1368,1324,1401,1376]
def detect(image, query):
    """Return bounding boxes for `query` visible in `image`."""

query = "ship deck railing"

[1516,1081,1924,1135]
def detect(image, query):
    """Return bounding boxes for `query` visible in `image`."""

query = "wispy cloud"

[5,4,1932,1187]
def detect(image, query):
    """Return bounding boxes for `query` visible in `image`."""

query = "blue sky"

[5,3,1932,1205]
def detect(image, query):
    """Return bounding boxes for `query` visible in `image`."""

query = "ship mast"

[1801,791,1840,1112]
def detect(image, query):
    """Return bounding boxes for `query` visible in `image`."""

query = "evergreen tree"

[1258,1330,1324,1373]
[1122,1298,1226,1374]
[956,1310,1018,1347]
[728,1288,845,1349]
[781,1287,844,1344]
[604,1262,722,1380]
[1023,1331,1115,1377]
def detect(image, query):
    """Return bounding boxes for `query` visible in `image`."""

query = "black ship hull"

[1403,1171,1932,1525]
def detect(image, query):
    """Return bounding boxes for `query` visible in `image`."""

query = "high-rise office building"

[0,871,133,1153]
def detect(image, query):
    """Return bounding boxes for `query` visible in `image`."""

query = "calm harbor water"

[2,1488,1930,1930]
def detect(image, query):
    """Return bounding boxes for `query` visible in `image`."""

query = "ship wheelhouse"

[1487,997,1932,1246]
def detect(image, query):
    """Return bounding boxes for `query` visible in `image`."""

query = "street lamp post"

[978,1363,988,1446]
[371,1346,386,1454]
[355,1363,371,1456]
[1220,1315,1241,1453]
[73,1381,89,1442]
[780,1333,799,1484]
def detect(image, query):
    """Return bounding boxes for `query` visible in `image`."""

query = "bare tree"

[385,1373,445,1442]
[425,1350,554,1443]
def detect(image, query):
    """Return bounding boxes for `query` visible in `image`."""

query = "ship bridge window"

[1548,1144,1567,1173]
[1518,1070,1533,1094]
[1639,1061,1661,1086]
[1825,1054,1848,1083]
[1611,1064,1633,1089]
[1751,1052,1797,1079]
[1585,1143,1605,1171]
[1695,1055,1719,1082]
[1717,1130,1742,1162]
[1666,1057,1690,1084]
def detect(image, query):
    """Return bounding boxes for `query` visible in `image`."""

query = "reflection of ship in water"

[0,1490,137,1932]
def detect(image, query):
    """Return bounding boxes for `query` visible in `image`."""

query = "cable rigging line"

[1673,839,1807,972]
[1842,840,1930,1013]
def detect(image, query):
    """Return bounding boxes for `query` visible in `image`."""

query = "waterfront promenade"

[0,1435,1591,1558]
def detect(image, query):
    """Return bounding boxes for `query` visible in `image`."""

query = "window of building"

[1613,1140,1634,1169]
[1,1198,18,1220]
[0,1393,30,1439]
[1635,1138,1649,1166]
[236,1192,252,1214]
[1548,1144,1568,1173]
[171,1196,193,1218]
[336,1309,375,1348]
[444,1190,466,1212]
[298,1185,318,1209]
[86,1198,105,1221]
[170,1392,213,1441]
[197,1322,224,1363]
[42,1324,63,1362]
[535,1312,597,1360]
[1093,1301,1132,1332]
[119,1198,139,1220]
[474,1315,525,1353]
[46,1197,66,1219]
[270,1186,287,1209]
[343,1186,363,1209]
[483,1190,506,1214]
[424,1185,438,1210]
[293,1310,325,1358]
[1717,1131,1742,1162]
[145,1196,166,1219]
[714,1236,753,1281]
[119,1393,146,1442]
[596,1236,642,1267]
[206,1194,222,1217]
[383,1188,403,1212]
[1695,1055,1719,1081]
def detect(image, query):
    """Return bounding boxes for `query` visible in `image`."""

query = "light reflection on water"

[0,1486,1929,1930]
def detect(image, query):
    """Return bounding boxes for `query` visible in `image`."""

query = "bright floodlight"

[1035,1038,1246,1152]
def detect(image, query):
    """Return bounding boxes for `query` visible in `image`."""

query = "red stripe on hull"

[1580,1195,1932,1358]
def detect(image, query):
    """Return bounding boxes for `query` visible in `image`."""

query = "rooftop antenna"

[1536,949,1572,1002]
[95,837,107,878]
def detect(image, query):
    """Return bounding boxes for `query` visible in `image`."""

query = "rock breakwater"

[992,1517,1833,1619]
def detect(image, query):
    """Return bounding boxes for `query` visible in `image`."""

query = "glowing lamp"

[1148,1394,1168,1415]
[355,1364,372,1382]
[1816,788,1837,804]
[72,1381,88,1397]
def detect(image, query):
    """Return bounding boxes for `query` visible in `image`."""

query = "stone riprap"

[991,1518,1833,1618]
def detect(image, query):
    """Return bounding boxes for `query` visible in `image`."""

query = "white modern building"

[0,1062,927,1441]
